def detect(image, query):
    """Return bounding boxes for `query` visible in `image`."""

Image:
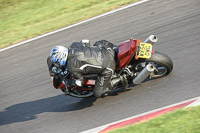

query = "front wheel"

[135,51,173,78]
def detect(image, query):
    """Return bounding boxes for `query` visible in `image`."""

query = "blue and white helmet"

[50,46,68,67]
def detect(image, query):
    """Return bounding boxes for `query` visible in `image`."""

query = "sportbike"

[52,35,173,98]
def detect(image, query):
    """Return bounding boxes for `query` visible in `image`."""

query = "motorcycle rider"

[47,40,117,98]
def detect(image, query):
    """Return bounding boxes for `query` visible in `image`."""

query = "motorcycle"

[52,35,173,98]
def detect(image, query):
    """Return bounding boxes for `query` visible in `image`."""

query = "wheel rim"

[152,64,168,78]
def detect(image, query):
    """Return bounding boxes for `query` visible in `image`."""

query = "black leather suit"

[47,40,115,97]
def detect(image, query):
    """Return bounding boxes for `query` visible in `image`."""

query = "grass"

[0,0,138,49]
[109,106,200,133]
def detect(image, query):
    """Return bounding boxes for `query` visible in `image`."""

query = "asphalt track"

[0,0,200,133]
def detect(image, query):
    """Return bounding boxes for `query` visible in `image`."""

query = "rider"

[47,40,116,98]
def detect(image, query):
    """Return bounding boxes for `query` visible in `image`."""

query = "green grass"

[0,0,138,49]
[109,106,200,133]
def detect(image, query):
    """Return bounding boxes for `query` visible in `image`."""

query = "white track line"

[0,0,150,53]
[81,96,200,133]
[186,98,200,107]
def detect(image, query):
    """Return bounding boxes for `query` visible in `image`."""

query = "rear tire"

[135,51,173,78]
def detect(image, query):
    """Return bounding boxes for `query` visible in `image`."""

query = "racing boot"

[120,74,128,91]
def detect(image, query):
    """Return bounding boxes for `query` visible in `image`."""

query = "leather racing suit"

[47,40,115,97]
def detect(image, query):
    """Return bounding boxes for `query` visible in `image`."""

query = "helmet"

[50,46,68,67]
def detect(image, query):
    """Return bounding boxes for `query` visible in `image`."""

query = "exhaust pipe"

[144,35,158,45]
[133,64,155,85]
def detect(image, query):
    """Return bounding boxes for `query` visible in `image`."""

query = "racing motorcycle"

[52,35,173,98]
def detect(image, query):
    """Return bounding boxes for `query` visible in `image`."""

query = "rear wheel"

[135,51,173,78]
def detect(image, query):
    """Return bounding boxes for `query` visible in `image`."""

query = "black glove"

[54,74,62,80]
[53,74,62,88]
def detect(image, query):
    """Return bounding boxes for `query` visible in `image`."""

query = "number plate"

[138,43,152,59]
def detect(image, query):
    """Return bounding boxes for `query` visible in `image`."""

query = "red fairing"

[52,76,66,90]
[118,38,138,69]
[57,83,66,90]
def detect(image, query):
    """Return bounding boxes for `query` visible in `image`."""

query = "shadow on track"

[0,79,156,126]
[0,95,97,126]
